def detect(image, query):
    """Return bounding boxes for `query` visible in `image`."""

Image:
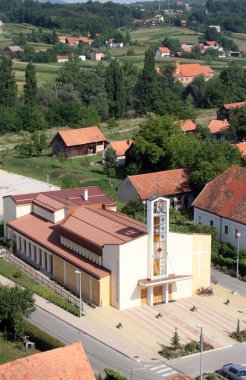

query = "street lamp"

[75,270,83,317]
[235,230,241,279]
[197,325,203,380]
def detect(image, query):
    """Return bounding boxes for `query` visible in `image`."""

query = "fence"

[0,249,81,309]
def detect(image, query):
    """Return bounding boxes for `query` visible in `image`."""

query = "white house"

[156,47,171,57]
[193,166,246,250]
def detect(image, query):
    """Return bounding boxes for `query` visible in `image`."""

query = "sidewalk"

[1,274,245,362]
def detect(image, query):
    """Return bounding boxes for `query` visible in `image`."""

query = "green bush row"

[22,319,64,351]
[0,259,79,316]
[212,254,246,276]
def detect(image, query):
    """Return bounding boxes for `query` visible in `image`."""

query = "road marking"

[162,370,177,377]
[156,367,174,374]
[150,365,166,370]
[144,364,152,368]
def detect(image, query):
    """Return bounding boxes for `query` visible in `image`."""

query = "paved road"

[211,268,246,297]
[29,307,179,380]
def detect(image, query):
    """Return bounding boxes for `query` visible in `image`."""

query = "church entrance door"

[153,286,163,304]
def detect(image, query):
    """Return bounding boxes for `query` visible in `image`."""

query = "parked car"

[222,364,246,380]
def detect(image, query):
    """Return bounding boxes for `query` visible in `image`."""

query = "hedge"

[212,254,246,276]
[22,319,64,351]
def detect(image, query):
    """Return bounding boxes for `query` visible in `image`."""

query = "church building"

[3,187,211,310]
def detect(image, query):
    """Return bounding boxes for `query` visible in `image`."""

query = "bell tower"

[147,196,169,280]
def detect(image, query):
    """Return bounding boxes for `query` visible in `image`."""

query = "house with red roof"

[0,342,96,380]
[4,184,211,308]
[179,119,197,133]
[156,47,171,57]
[217,101,246,120]
[234,142,246,161]
[118,168,193,209]
[192,166,246,249]
[51,126,107,158]
[172,60,214,84]
[104,139,132,166]
[207,119,230,140]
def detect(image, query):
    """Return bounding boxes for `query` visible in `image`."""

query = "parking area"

[0,169,60,219]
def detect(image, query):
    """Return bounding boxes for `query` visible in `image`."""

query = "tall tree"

[105,60,126,118]
[0,57,17,107]
[137,49,158,114]
[24,62,37,105]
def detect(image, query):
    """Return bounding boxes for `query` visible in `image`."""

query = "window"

[210,220,214,226]
[198,216,202,225]
[224,225,228,235]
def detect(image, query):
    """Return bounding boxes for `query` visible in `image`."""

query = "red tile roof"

[167,375,194,380]
[192,166,246,225]
[57,127,106,147]
[175,62,213,78]
[206,40,217,46]
[0,342,96,380]
[179,119,196,132]
[7,213,111,279]
[60,206,147,249]
[109,140,132,156]
[234,142,246,157]
[65,37,78,45]
[7,186,115,210]
[128,168,191,200]
[77,36,94,43]
[159,47,171,53]
[223,101,246,110]
[208,119,230,134]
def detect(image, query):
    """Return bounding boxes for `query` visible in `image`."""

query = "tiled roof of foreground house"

[207,119,230,134]
[166,375,194,380]
[0,342,95,380]
[110,140,132,156]
[223,101,246,109]
[56,127,106,147]
[159,47,171,53]
[8,186,115,210]
[192,166,246,225]
[128,168,191,200]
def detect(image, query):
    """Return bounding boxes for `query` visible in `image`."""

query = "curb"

[180,344,233,360]
[34,304,139,362]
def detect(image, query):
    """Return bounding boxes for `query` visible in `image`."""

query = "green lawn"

[0,332,40,365]
[0,259,79,316]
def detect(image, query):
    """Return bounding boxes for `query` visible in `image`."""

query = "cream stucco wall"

[191,233,211,293]
[103,235,148,310]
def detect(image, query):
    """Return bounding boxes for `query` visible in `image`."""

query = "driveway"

[0,170,60,219]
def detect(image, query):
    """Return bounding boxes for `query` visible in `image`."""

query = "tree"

[17,105,47,132]
[104,368,127,380]
[229,105,246,140]
[105,60,126,118]
[162,37,181,52]
[0,284,35,337]
[0,57,17,107]
[24,62,37,105]
[104,146,117,184]
[171,328,181,349]
[137,49,158,114]
[121,199,144,222]
[15,132,48,156]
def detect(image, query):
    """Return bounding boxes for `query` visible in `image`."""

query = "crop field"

[130,25,202,46]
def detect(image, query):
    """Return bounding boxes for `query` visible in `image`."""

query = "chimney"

[83,188,88,202]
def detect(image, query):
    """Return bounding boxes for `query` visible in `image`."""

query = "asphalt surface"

[29,307,171,380]
[211,268,246,297]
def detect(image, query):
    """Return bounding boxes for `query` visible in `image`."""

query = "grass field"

[230,32,246,52]
[0,332,40,365]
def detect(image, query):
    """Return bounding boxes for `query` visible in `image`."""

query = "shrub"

[22,320,64,351]
[104,368,127,380]
[185,340,198,352]
[13,270,22,278]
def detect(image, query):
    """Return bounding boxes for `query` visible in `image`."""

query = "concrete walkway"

[1,273,245,363]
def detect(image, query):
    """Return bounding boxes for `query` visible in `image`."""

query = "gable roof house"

[217,101,246,120]
[0,342,95,380]
[173,60,214,84]
[118,168,193,209]
[156,47,171,57]
[179,119,197,133]
[234,142,246,162]
[90,48,105,61]
[104,140,132,166]
[207,119,230,140]
[192,166,246,249]
[4,45,23,58]
[51,126,107,158]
